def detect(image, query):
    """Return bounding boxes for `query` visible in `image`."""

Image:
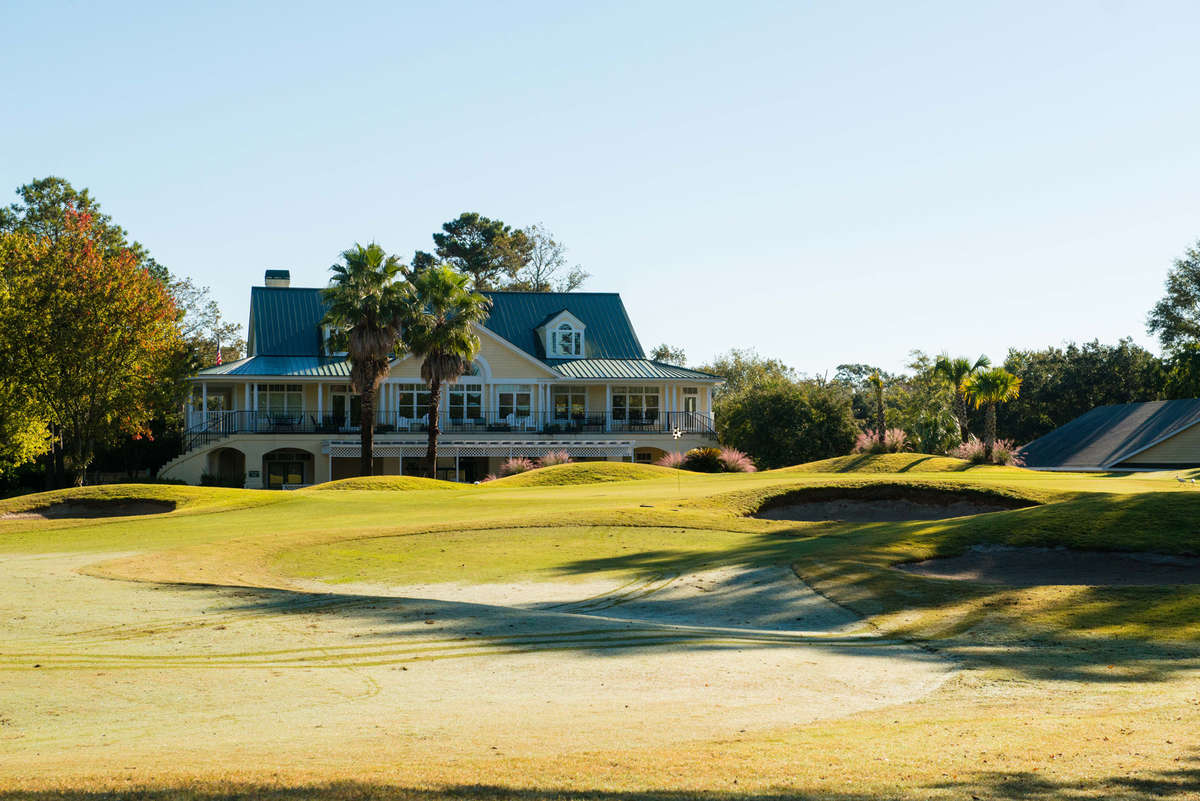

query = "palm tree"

[963,368,1022,461]
[934,353,991,443]
[321,243,407,477]
[867,371,885,443]
[400,264,492,479]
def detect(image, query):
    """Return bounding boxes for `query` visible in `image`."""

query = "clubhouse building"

[160,271,721,488]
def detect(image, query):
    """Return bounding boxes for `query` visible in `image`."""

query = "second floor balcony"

[183,409,717,453]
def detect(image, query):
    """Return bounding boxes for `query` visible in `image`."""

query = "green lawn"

[4,458,1200,798]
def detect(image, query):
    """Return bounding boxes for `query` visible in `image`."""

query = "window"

[497,384,532,419]
[322,325,349,356]
[553,387,586,419]
[396,385,432,419]
[449,383,483,421]
[682,386,698,415]
[552,322,582,357]
[612,386,659,422]
[257,384,303,415]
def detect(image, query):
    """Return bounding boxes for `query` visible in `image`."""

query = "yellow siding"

[387,335,557,381]
[1119,423,1200,465]
[586,385,607,411]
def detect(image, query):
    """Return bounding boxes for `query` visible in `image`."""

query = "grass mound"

[693,476,1059,517]
[779,453,977,474]
[918,490,1200,556]
[0,484,254,517]
[486,461,676,487]
[305,475,467,492]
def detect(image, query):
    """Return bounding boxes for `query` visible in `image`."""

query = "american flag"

[215,336,222,366]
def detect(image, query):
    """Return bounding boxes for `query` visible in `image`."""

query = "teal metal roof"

[481,292,644,362]
[243,286,647,366]
[196,356,350,378]
[552,359,722,381]
[248,287,327,356]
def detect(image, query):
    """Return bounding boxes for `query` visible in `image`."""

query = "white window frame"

[552,323,583,357]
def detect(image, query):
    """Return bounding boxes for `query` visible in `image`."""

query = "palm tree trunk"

[425,379,442,479]
[360,387,376,477]
[957,392,969,443]
[985,403,997,462]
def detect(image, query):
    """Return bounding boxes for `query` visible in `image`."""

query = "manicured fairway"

[2,457,1199,799]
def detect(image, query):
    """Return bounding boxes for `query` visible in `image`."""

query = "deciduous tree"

[508,224,589,292]
[0,211,185,485]
[650,344,687,366]
[699,349,797,402]
[998,339,1164,443]
[717,380,856,469]
[1148,239,1200,352]
[172,277,245,367]
[0,176,167,282]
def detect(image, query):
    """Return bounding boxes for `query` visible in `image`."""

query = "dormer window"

[539,310,586,357]
[322,325,347,357]
[553,322,583,356]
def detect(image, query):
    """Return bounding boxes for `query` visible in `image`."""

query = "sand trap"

[897,545,1200,586]
[756,485,1035,522]
[0,500,175,520]
[759,499,1019,522]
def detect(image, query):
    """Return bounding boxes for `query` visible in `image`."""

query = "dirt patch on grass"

[0,500,175,520]
[897,545,1200,586]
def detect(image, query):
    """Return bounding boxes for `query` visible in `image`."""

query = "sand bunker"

[897,546,1200,586]
[757,486,1034,522]
[758,498,1021,522]
[0,499,175,520]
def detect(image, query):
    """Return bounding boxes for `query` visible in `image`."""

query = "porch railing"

[182,409,716,453]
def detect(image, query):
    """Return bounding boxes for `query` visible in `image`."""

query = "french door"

[330,389,361,430]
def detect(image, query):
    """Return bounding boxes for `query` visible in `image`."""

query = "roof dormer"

[537,310,587,358]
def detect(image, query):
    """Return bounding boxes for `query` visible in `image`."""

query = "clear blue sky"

[4,1,1199,375]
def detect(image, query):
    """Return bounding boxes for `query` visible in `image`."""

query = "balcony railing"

[183,410,716,452]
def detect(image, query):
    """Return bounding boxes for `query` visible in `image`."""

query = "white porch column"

[244,384,251,431]
[201,381,208,426]
[317,383,323,418]
[605,384,611,432]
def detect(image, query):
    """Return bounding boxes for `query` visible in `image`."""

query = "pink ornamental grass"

[656,451,687,469]
[853,428,908,454]
[499,457,536,477]
[537,450,573,468]
[717,447,757,473]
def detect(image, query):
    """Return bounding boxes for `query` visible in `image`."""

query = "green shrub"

[682,447,724,473]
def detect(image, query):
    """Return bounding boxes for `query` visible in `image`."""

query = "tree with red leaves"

[0,209,186,485]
